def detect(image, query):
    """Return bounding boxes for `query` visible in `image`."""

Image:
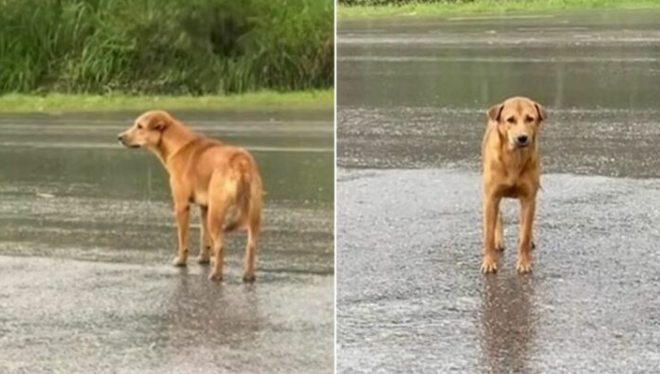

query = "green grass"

[339,0,660,19]
[0,90,334,113]
[0,0,333,95]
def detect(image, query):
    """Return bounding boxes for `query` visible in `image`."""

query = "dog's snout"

[516,134,529,146]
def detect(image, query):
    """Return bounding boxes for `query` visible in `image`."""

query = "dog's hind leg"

[207,200,228,281]
[243,217,260,283]
[233,155,262,282]
[197,206,211,264]
[207,175,237,281]
[495,210,505,252]
[242,176,262,282]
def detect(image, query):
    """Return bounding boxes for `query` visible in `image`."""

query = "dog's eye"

[506,117,516,124]
[525,116,534,123]
[137,124,143,130]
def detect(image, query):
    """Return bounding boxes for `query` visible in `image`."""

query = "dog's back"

[176,135,262,233]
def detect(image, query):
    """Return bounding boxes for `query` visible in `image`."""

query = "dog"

[118,110,263,282]
[481,97,546,274]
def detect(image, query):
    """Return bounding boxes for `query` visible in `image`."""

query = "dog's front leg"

[517,197,536,274]
[495,210,505,251]
[172,203,190,267]
[482,193,501,273]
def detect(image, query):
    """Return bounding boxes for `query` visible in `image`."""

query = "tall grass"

[0,0,334,95]
[339,0,470,4]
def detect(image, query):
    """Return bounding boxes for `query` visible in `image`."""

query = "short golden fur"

[481,97,547,274]
[118,110,263,282]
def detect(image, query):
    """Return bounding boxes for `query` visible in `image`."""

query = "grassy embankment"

[0,0,334,112]
[339,0,660,19]
[0,91,334,113]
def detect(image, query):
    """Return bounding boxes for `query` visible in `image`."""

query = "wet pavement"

[337,10,660,373]
[0,110,334,373]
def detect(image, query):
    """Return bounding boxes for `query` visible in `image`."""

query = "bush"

[0,0,334,95]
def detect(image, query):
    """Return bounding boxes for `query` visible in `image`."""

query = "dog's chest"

[497,161,538,198]
[500,183,523,198]
[499,176,536,198]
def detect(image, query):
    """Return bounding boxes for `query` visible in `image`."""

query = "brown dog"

[118,110,263,282]
[481,97,546,274]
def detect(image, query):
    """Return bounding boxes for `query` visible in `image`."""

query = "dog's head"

[118,110,172,149]
[487,97,547,150]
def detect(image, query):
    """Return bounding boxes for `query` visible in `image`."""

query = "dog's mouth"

[118,140,140,149]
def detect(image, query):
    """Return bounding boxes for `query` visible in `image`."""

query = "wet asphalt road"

[0,110,333,373]
[337,10,660,373]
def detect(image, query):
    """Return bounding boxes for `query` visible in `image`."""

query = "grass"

[0,0,333,95]
[339,0,660,19]
[0,90,334,113]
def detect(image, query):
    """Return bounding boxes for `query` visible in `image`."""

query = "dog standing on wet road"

[118,110,263,282]
[481,97,547,274]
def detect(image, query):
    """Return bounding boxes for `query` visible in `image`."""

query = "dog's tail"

[223,152,263,234]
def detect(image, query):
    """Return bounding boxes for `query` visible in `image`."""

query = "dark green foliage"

[0,0,334,95]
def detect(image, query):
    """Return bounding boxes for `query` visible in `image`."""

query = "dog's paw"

[172,256,187,267]
[516,259,533,274]
[196,255,211,265]
[242,273,256,283]
[480,256,498,274]
[208,272,223,282]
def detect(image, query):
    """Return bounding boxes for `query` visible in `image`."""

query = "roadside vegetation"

[0,90,333,113]
[339,0,660,19]
[0,0,333,97]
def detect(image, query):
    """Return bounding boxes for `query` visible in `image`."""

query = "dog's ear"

[534,102,547,122]
[487,103,504,122]
[147,112,170,131]
[153,120,168,131]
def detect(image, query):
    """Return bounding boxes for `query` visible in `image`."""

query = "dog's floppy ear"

[487,103,504,122]
[534,102,547,122]
[153,119,168,131]
[146,111,171,131]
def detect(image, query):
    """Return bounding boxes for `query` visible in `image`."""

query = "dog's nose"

[516,134,529,145]
[117,134,124,142]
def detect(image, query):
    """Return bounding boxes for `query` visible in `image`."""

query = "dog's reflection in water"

[479,273,537,374]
